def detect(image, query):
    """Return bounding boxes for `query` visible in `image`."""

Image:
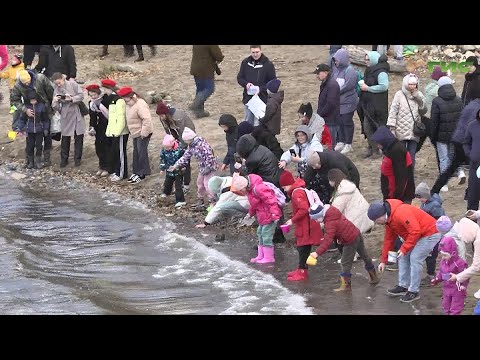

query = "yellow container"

[306,255,317,266]
[7,131,17,140]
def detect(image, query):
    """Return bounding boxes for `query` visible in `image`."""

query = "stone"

[11,172,27,180]
[444,48,455,58]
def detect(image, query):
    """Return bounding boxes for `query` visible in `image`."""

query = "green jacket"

[190,45,224,79]
[11,71,54,115]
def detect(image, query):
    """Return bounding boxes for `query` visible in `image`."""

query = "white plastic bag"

[51,111,61,133]
[246,94,266,120]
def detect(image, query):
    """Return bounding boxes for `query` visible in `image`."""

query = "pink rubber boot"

[256,246,275,264]
[250,245,264,263]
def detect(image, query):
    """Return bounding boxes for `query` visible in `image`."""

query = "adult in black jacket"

[304,150,360,204]
[430,79,464,179]
[314,63,340,148]
[462,56,480,106]
[36,45,77,80]
[237,45,276,126]
[218,114,238,175]
[23,45,41,69]
[236,134,281,187]
[251,124,284,160]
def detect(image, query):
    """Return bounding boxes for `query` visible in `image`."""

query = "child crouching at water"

[160,134,186,208]
[231,173,282,264]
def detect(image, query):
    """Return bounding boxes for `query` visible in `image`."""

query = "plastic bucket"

[387,251,397,263]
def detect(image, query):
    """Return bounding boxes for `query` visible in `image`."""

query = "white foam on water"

[152,225,313,315]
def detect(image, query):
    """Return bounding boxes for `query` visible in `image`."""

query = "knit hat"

[436,215,453,233]
[237,121,254,138]
[156,101,169,115]
[298,102,313,119]
[18,70,31,85]
[86,84,101,94]
[182,127,197,141]
[313,63,330,74]
[367,201,387,221]
[279,170,295,187]
[437,76,453,88]
[231,174,249,192]
[266,79,281,93]
[117,87,134,98]
[101,79,118,90]
[208,176,226,194]
[309,204,325,220]
[163,134,178,149]
[431,66,447,81]
[415,182,430,199]
[406,73,418,85]
[307,151,321,168]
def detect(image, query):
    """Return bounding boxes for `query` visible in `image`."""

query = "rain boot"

[34,156,43,169]
[250,245,264,263]
[334,273,352,292]
[367,267,380,285]
[288,269,308,281]
[256,246,275,264]
[25,156,34,169]
[43,149,51,167]
[287,268,301,278]
[194,101,210,118]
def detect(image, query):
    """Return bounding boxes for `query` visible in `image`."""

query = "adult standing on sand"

[237,45,277,126]
[189,45,224,118]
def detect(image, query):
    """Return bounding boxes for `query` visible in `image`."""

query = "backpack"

[293,187,323,210]
[253,182,286,208]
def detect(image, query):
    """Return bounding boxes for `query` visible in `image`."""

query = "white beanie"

[437,76,453,88]
[182,127,197,141]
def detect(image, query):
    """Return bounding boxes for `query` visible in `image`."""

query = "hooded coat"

[461,58,480,106]
[246,174,282,225]
[218,115,238,166]
[236,134,282,186]
[288,178,323,246]
[251,124,284,160]
[371,126,415,202]
[261,90,284,135]
[436,236,469,296]
[455,218,480,283]
[331,48,359,115]
[430,84,463,143]
[420,193,445,220]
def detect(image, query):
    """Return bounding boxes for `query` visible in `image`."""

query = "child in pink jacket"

[431,236,469,315]
[232,173,282,264]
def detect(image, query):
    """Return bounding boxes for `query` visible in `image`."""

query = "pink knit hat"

[231,174,249,193]
[182,127,197,141]
[163,134,178,149]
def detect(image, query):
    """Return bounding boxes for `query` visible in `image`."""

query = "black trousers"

[467,160,480,211]
[183,163,191,186]
[297,245,312,269]
[111,134,129,179]
[164,174,185,203]
[431,142,467,194]
[26,132,43,157]
[95,125,113,173]
[61,133,83,164]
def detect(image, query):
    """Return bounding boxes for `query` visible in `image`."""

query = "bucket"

[306,255,317,266]
[280,224,290,234]
[441,273,451,281]
[7,131,17,140]
[387,251,397,263]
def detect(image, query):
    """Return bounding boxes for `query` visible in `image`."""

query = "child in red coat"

[281,170,323,281]
[309,204,379,291]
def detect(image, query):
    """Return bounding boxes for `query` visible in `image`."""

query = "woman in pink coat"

[232,173,282,264]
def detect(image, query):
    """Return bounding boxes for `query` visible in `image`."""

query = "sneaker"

[387,285,408,297]
[440,185,449,192]
[420,275,434,287]
[340,144,353,154]
[131,175,143,184]
[385,262,398,271]
[175,202,186,208]
[100,170,109,177]
[95,170,102,176]
[458,170,467,185]
[110,174,122,182]
[334,142,345,152]
[127,174,137,183]
[399,291,420,303]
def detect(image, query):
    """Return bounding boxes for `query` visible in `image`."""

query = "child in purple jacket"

[431,236,469,315]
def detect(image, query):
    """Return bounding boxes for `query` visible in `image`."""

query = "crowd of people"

[1,44,480,315]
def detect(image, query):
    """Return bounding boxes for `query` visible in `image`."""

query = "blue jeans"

[244,105,256,126]
[436,142,454,175]
[329,125,339,149]
[401,140,417,171]
[194,77,215,102]
[398,232,441,293]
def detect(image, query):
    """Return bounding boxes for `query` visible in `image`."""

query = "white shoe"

[95,170,102,176]
[440,185,449,192]
[458,170,467,185]
[160,193,167,198]
[110,174,122,182]
[100,170,109,177]
[340,144,353,154]
[334,142,345,152]
[175,202,187,208]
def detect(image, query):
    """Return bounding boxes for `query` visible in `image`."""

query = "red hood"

[287,177,306,196]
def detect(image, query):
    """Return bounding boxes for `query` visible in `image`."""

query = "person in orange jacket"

[367,199,441,303]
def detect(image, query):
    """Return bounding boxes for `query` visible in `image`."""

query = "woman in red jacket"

[281,170,322,281]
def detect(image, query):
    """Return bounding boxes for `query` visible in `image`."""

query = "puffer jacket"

[280,125,323,178]
[315,205,360,256]
[455,218,480,283]
[461,65,480,106]
[205,176,249,225]
[387,74,427,141]
[175,136,218,175]
[435,236,469,296]
[251,125,284,160]
[260,90,284,135]
[451,98,480,144]
[247,174,282,225]
[305,112,325,144]
[288,178,323,247]
[0,62,25,89]
[126,97,153,139]
[420,194,445,220]
[236,134,282,186]
[381,199,438,263]
[330,179,374,234]
[430,84,464,143]
[160,147,184,177]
